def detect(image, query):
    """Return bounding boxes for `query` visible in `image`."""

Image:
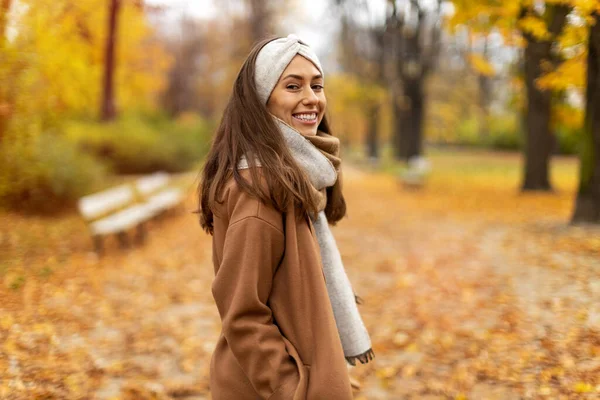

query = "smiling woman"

[196,35,373,400]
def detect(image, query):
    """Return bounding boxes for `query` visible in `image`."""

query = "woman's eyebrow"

[282,73,323,81]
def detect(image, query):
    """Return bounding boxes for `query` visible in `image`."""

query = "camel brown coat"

[209,168,354,400]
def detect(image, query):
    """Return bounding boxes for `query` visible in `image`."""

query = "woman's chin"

[292,122,318,136]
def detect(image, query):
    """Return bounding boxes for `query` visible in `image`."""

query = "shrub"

[455,116,481,147]
[453,113,580,154]
[0,132,108,214]
[554,125,580,155]
[484,115,523,151]
[65,114,211,174]
[450,114,523,150]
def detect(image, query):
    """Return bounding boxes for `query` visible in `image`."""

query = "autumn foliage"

[1,1,599,398]
[1,152,599,399]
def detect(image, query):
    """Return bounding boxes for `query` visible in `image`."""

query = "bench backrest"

[135,172,170,197]
[78,184,136,221]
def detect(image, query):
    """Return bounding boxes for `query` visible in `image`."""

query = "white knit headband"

[254,34,324,105]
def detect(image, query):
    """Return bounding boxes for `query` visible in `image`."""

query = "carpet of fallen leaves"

[1,151,599,400]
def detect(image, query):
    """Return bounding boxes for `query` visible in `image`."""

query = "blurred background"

[1,0,599,399]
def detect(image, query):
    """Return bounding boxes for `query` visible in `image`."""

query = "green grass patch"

[348,144,579,193]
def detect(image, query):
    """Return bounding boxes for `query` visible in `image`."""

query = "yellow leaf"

[64,373,84,395]
[537,55,586,91]
[0,314,14,330]
[538,386,551,395]
[469,54,495,76]
[392,332,410,347]
[376,366,398,380]
[105,361,124,374]
[402,365,417,377]
[574,382,593,393]
[3,338,17,354]
[519,16,551,41]
[32,323,55,336]
[396,274,415,288]
[181,358,195,373]
[406,343,419,352]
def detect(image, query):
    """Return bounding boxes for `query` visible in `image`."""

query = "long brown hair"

[197,37,346,235]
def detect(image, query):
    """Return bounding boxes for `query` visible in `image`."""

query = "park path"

[3,164,598,399]
[84,164,600,399]
[337,166,600,399]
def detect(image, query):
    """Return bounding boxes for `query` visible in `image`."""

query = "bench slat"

[78,184,136,221]
[90,204,154,235]
[134,189,183,216]
[136,172,170,196]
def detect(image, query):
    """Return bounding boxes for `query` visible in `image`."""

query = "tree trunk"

[365,103,380,160]
[572,13,600,223]
[519,4,570,191]
[478,73,491,138]
[101,0,120,122]
[391,1,439,163]
[248,0,270,44]
[0,0,13,142]
[162,18,204,117]
[392,85,402,160]
[478,35,491,139]
[521,40,554,191]
[396,77,424,161]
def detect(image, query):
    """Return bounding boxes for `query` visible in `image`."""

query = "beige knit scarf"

[238,116,374,366]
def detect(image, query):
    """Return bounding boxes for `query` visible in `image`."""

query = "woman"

[197,34,373,400]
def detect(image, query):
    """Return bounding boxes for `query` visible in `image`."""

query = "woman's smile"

[292,112,318,124]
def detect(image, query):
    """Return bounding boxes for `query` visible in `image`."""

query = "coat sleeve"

[211,213,300,400]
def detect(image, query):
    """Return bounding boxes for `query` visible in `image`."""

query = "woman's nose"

[302,87,319,105]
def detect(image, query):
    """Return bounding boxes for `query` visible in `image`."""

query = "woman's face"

[266,55,326,136]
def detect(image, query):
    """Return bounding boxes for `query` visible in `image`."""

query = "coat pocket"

[280,335,310,400]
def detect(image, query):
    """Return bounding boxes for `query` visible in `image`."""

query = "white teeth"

[294,113,317,121]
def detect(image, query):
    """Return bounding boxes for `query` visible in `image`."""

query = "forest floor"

[1,150,599,400]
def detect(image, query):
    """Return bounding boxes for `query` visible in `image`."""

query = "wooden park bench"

[77,172,185,255]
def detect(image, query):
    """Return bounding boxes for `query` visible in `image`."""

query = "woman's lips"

[292,112,318,125]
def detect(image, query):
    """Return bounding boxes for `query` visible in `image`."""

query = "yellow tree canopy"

[448,0,597,129]
[448,0,597,88]
[3,0,172,123]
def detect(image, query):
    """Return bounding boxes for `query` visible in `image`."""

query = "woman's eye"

[287,84,300,90]
[312,84,324,91]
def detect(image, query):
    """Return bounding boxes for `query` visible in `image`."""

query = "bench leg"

[93,236,104,256]
[136,222,147,244]
[117,231,129,249]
